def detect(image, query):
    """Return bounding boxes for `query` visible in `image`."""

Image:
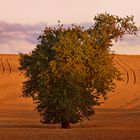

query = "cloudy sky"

[0,0,140,54]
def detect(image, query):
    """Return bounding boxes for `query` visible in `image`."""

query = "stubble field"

[0,54,140,140]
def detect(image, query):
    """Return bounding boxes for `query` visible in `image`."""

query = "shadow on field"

[0,124,58,129]
[0,124,101,129]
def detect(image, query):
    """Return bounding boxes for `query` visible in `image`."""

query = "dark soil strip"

[6,59,12,75]
[118,57,136,85]
[0,59,5,75]
[114,59,129,85]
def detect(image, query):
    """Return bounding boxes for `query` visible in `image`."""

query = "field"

[0,54,140,140]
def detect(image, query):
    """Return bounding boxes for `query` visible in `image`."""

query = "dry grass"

[0,54,140,140]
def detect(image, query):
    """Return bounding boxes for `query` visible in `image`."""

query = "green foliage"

[19,13,138,128]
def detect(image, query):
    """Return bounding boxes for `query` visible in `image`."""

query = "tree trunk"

[61,121,70,129]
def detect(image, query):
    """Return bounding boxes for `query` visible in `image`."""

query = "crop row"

[0,58,12,75]
[114,56,136,85]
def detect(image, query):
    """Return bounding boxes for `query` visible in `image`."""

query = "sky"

[0,0,140,54]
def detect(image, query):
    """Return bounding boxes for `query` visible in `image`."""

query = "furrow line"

[114,59,129,85]
[0,59,5,75]
[118,57,136,85]
[6,59,12,75]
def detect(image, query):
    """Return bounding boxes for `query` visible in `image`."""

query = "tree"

[19,13,138,128]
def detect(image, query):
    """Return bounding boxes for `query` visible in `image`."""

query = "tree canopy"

[19,13,138,128]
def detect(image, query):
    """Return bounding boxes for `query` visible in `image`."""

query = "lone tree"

[19,13,138,128]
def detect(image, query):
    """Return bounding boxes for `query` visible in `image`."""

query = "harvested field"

[0,54,140,140]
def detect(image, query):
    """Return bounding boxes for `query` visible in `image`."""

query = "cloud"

[0,40,35,54]
[0,21,48,53]
[122,32,140,46]
[112,32,140,54]
[0,20,140,54]
[0,21,93,54]
[0,21,46,44]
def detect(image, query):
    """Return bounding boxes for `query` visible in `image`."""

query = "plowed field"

[0,54,140,140]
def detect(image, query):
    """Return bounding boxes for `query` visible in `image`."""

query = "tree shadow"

[0,123,102,129]
[0,124,59,129]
